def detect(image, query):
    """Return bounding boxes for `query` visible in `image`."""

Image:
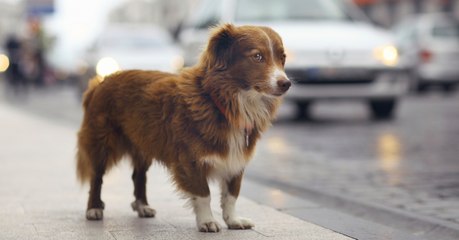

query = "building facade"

[0,0,25,44]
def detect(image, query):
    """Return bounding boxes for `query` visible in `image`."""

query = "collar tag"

[244,126,253,148]
[245,130,249,148]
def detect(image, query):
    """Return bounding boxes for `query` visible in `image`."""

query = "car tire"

[294,101,312,120]
[415,82,428,94]
[408,71,427,94]
[368,99,397,120]
[442,83,455,94]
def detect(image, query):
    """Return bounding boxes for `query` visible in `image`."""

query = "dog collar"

[210,94,228,120]
[210,94,253,148]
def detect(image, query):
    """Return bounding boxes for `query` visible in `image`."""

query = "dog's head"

[201,24,291,97]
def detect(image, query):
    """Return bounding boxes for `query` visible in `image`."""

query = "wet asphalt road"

[247,91,459,236]
[2,82,459,236]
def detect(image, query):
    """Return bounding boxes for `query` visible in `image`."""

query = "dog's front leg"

[220,172,254,229]
[191,195,221,232]
[175,165,221,232]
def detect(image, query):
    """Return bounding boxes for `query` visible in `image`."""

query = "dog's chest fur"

[202,90,274,180]
[203,128,247,180]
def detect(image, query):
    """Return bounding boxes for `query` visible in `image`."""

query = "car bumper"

[418,65,459,83]
[285,67,408,100]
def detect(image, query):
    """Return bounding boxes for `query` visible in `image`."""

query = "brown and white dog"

[76,24,290,232]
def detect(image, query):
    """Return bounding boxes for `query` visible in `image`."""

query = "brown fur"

[76,24,290,229]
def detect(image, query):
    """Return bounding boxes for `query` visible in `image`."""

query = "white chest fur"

[203,90,274,180]
[203,127,248,180]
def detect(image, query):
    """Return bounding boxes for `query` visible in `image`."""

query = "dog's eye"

[281,53,286,65]
[253,53,263,62]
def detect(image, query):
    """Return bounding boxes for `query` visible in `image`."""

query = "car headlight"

[0,54,10,73]
[96,57,120,77]
[374,45,399,66]
[171,55,184,72]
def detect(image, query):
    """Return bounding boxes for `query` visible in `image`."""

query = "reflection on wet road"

[377,132,402,186]
[248,92,459,226]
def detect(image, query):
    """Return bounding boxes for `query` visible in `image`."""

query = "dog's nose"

[277,78,291,92]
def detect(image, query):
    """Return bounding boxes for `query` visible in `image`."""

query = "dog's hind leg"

[84,131,123,220]
[130,154,156,218]
[86,165,106,220]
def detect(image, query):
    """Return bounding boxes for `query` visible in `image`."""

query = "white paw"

[225,216,254,230]
[86,208,103,220]
[131,201,156,218]
[197,219,221,232]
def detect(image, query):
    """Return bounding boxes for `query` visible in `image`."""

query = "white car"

[393,13,459,93]
[85,24,184,78]
[79,24,184,96]
[179,0,407,120]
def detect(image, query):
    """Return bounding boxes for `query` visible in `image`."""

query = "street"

[249,93,459,237]
[1,82,459,238]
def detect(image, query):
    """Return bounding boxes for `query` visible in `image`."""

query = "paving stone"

[110,229,192,240]
[0,223,38,240]
[37,230,115,240]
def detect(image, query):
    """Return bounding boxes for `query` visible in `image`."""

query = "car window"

[393,19,417,45]
[432,21,459,39]
[235,0,356,22]
[189,0,222,29]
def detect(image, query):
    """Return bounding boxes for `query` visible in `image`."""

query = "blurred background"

[0,0,459,239]
[1,0,458,98]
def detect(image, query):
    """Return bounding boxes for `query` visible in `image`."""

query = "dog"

[76,23,291,232]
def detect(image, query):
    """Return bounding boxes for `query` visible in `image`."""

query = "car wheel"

[415,82,428,94]
[294,101,312,120]
[442,83,455,94]
[368,99,397,120]
[407,70,420,93]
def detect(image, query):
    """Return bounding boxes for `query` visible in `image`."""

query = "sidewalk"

[0,102,351,240]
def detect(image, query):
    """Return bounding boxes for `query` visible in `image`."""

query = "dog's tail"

[76,143,93,184]
[76,75,103,184]
[82,75,103,109]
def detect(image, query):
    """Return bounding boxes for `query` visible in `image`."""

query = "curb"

[245,174,459,240]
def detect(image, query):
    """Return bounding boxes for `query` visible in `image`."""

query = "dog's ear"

[205,24,236,71]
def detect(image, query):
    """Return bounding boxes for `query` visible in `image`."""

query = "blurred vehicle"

[393,13,459,93]
[179,0,407,120]
[3,35,28,92]
[80,24,184,94]
[0,50,11,74]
